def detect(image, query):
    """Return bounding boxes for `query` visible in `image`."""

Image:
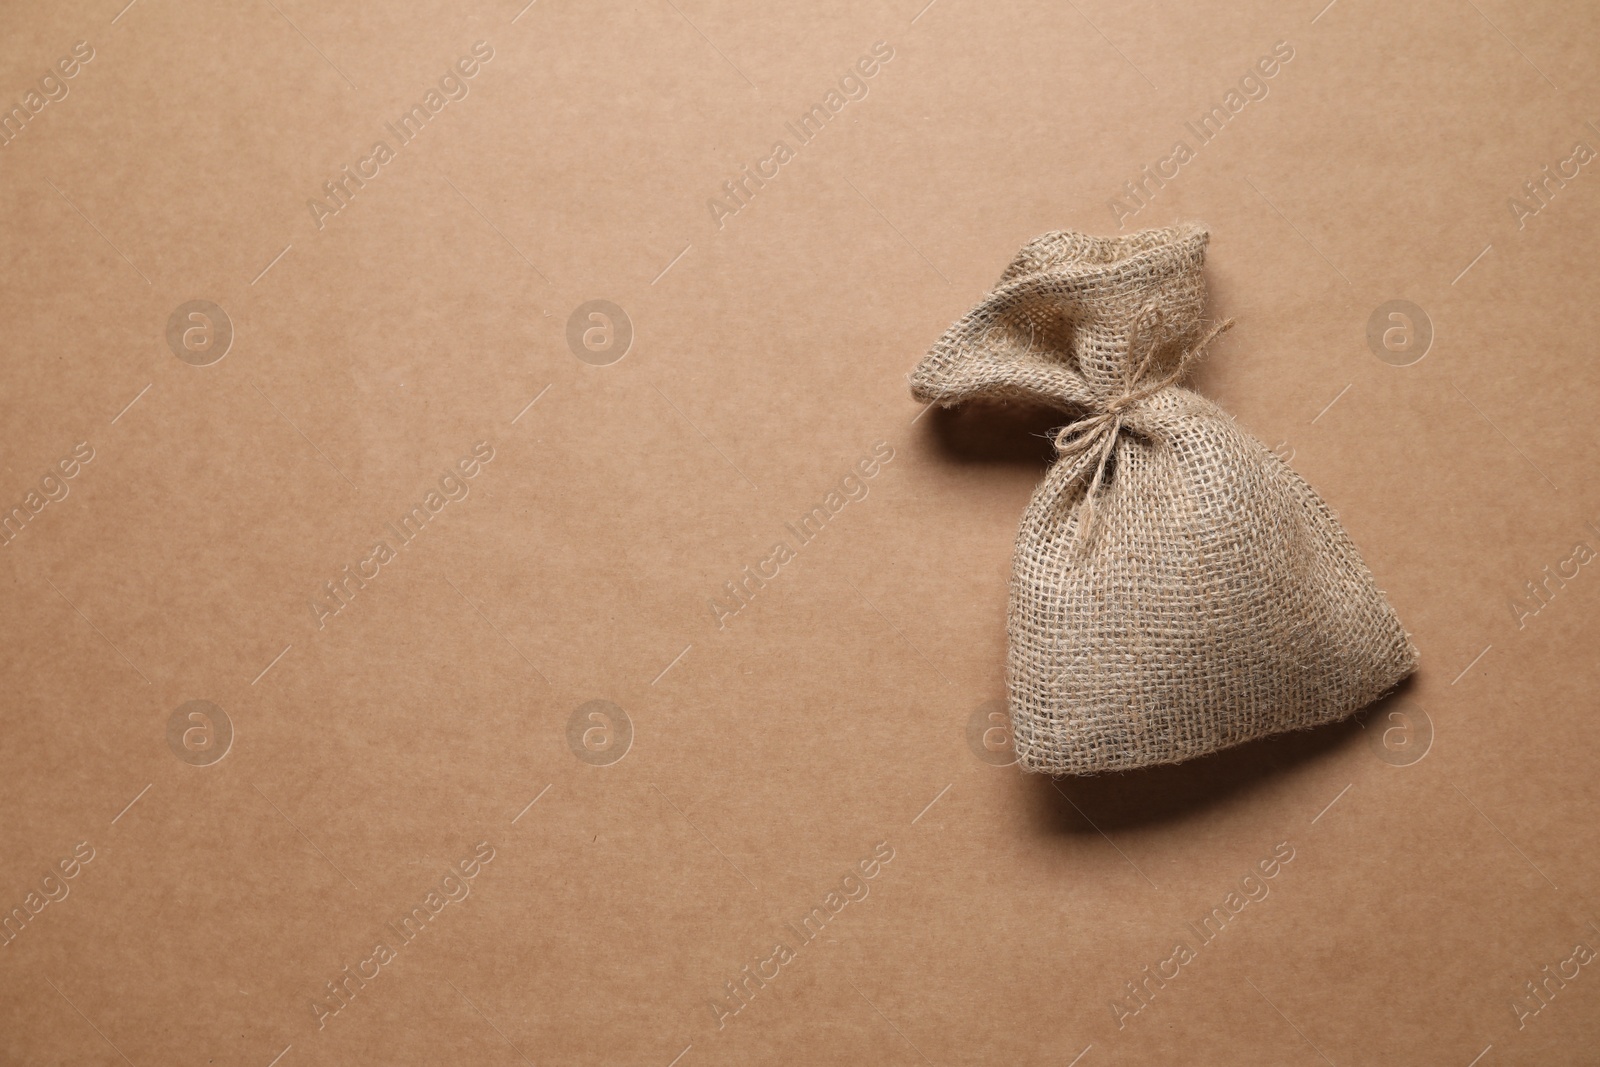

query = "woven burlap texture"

[911,223,1418,775]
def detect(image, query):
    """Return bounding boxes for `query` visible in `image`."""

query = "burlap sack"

[911,223,1417,775]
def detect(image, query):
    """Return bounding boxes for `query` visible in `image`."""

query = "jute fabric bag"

[911,224,1417,774]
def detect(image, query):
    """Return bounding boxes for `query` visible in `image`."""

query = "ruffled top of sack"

[910,223,1211,409]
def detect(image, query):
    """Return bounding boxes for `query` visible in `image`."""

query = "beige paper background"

[3,0,1599,1063]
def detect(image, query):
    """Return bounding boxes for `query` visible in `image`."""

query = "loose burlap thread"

[911,224,1417,775]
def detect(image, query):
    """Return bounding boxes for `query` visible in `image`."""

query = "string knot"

[1051,313,1234,551]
